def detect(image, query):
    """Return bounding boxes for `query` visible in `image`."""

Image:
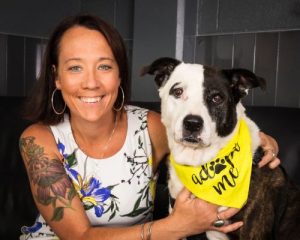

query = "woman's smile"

[79,96,103,104]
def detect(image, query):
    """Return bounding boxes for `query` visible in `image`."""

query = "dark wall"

[184,0,300,108]
[81,0,134,40]
[131,0,178,101]
[0,0,299,107]
[197,0,300,34]
[0,0,81,38]
[0,35,48,97]
[0,0,81,96]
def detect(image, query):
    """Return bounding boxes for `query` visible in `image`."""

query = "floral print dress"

[20,105,156,239]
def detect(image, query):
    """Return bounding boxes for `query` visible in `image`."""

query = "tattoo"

[19,136,76,221]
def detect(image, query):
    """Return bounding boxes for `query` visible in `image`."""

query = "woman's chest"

[65,148,154,226]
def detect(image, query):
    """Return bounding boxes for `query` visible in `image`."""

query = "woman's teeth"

[80,96,102,103]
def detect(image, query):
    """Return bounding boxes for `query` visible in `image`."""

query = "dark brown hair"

[23,14,130,125]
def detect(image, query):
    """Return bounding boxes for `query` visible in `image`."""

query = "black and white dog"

[141,57,300,240]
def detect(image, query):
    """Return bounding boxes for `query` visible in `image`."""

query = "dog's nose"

[183,115,203,132]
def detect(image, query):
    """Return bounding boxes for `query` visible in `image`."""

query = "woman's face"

[55,26,120,122]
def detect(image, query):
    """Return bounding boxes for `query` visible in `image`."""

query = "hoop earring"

[51,88,66,115]
[113,86,125,111]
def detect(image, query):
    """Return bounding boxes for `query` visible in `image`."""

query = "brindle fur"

[229,165,300,240]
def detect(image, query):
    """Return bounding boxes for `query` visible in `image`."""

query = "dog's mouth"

[183,136,200,143]
[179,136,210,148]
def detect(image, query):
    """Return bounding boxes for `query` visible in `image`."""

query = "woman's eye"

[98,65,112,71]
[172,88,183,98]
[68,66,82,72]
[211,94,223,104]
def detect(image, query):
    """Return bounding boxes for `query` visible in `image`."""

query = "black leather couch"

[1,96,300,239]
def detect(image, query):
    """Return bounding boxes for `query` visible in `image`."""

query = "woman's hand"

[258,132,280,169]
[169,188,243,238]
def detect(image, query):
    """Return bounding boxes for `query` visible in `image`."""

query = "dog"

[141,57,300,240]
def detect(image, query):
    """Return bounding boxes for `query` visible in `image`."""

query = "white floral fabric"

[20,105,155,239]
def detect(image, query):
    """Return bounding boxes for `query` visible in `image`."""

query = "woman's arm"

[146,110,169,171]
[82,187,243,240]
[20,123,241,240]
[20,124,93,239]
[258,131,280,168]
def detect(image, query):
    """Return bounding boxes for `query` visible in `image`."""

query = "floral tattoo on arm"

[19,136,76,221]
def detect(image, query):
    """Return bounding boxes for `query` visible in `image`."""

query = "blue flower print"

[72,173,111,217]
[56,140,111,218]
[57,139,68,159]
[21,218,42,234]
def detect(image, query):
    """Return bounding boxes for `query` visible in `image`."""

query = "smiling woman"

[54,26,120,128]
[19,14,280,240]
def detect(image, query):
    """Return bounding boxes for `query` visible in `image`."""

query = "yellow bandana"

[170,119,252,208]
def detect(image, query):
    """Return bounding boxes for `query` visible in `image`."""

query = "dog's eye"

[171,88,183,98]
[212,94,223,104]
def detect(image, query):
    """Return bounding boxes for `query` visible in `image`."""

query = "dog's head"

[141,57,266,149]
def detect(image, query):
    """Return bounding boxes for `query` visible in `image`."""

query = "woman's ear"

[52,65,61,89]
[55,80,61,90]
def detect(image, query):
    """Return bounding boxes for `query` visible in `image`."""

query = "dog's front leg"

[206,206,229,240]
[168,166,184,212]
[206,231,229,240]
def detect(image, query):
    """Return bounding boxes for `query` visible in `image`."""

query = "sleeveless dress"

[20,105,156,240]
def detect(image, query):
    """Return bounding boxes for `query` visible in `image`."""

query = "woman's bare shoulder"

[21,123,52,139]
[20,123,59,157]
[147,110,165,134]
[147,110,169,169]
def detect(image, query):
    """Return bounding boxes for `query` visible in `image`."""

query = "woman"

[19,14,279,240]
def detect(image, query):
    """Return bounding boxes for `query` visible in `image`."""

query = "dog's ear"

[222,68,266,99]
[140,57,181,87]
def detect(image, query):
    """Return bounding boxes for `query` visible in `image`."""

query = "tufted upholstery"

[1,97,300,239]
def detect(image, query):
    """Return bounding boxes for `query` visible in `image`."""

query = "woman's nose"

[82,68,99,89]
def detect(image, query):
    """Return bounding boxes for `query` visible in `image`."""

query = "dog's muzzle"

[182,114,203,143]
